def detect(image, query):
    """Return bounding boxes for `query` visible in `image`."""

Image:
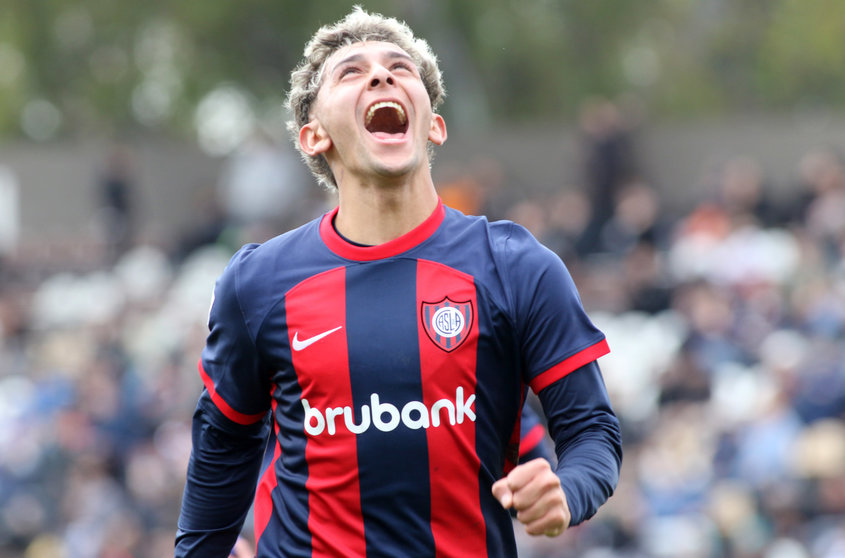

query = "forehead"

[323,41,414,73]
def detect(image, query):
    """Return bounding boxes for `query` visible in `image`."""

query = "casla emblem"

[421,296,474,352]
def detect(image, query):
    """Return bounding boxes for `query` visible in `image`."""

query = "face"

[299,41,446,185]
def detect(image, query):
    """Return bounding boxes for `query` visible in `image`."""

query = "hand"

[491,458,571,537]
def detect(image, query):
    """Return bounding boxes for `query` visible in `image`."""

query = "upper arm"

[493,223,609,389]
[200,245,272,425]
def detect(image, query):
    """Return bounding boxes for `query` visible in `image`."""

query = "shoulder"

[228,217,323,282]
[434,206,565,284]
[441,206,541,255]
[484,216,561,270]
[215,216,324,307]
[482,218,582,313]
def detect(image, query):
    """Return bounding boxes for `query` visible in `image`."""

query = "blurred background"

[1,1,845,557]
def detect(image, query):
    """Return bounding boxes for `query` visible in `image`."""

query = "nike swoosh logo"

[292,326,343,351]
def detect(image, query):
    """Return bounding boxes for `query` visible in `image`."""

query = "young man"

[176,8,621,557]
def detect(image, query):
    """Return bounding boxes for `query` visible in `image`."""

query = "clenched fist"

[492,458,571,537]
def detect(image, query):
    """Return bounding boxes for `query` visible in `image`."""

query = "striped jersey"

[176,200,618,557]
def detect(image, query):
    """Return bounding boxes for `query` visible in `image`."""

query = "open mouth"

[365,101,408,138]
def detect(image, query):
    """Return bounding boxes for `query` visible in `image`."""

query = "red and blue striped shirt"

[176,200,621,557]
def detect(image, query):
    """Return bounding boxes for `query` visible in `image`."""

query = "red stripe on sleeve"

[286,267,366,558]
[528,338,610,393]
[416,260,486,558]
[197,359,267,425]
[519,424,546,457]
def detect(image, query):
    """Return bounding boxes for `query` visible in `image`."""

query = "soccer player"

[175,7,621,557]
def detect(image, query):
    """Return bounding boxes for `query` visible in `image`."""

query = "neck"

[334,171,439,246]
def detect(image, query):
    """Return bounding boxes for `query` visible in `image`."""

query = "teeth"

[365,101,406,126]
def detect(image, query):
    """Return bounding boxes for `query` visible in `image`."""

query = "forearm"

[554,415,621,525]
[538,361,622,525]
[176,400,270,557]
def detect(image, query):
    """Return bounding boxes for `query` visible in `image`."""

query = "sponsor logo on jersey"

[302,387,476,436]
[421,297,473,352]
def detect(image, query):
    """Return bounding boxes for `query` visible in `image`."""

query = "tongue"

[370,131,405,140]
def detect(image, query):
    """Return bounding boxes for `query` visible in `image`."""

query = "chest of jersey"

[260,256,517,556]
[282,258,481,434]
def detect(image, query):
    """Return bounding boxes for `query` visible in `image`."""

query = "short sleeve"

[498,224,609,393]
[199,245,271,425]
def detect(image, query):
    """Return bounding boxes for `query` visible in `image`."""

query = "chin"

[370,155,421,179]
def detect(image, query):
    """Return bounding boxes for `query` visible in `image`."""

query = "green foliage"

[2,0,845,141]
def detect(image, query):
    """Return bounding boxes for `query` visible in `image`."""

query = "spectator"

[94,145,138,263]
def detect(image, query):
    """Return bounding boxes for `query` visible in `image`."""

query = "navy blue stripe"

[345,260,435,557]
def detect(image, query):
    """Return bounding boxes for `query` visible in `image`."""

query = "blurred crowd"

[1,116,845,557]
[510,134,845,556]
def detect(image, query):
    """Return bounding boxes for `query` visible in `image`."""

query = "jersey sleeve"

[496,223,609,391]
[494,223,620,524]
[175,403,270,556]
[537,361,622,525]
[199,244,272,425]
[176,245,274,555]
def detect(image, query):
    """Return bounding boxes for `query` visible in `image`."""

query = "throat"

[331,215,372,247]
[334,188,439,246]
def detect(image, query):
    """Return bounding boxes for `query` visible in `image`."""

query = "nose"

[369,65,395,88]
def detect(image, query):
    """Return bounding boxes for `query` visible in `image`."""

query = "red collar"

[320,199,445,261]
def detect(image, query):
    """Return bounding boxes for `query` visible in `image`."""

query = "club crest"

[421,297,474,352]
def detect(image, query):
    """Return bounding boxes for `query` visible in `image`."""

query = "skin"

[299,40,446,245]
[492,458,571,537]
[298,40,571,538]
[229,537,252,557]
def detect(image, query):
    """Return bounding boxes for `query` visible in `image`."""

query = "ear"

[428,114,447,146]
[299,120,332,156]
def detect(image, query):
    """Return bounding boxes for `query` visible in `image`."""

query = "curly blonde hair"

[286,7,446,190]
